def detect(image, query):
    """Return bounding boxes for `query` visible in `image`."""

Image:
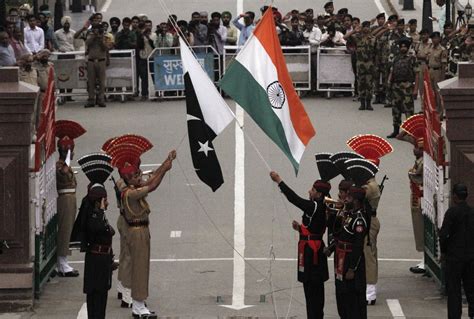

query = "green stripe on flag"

[220,61,299,172]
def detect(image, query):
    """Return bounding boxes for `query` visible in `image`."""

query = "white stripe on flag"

[236,38,306,162]
[180,38,234,135]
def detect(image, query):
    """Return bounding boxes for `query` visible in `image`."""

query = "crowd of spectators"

[1,1,473,102]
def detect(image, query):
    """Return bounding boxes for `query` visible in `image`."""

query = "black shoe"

[66,97,74,102]
[97,103,106,108]
[409,266,426,274]
[387,125,400,138]
[121,300,132,308]
[132,312,157,319]
[366,98,373,111]
[384,103,392,108]
[58,270,79,277]
[117,292,122,300]
[367,299,376,305]
[84,103,95,108]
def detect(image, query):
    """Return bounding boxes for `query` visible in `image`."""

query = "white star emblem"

[197,140,214,157]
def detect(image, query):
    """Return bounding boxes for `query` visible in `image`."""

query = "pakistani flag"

[220,8,315,173]
[180,38,234,191]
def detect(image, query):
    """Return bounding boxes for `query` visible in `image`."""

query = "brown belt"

[89,244,112,255]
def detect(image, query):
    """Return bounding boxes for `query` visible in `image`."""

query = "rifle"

[110,176,122,211]
[379,175,388,195]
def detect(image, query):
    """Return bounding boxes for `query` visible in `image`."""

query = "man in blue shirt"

[232,11,255,46]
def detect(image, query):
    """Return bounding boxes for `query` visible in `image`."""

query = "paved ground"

[4,0,473,318]
[13,92,464,318]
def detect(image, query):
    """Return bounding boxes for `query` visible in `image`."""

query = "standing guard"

[269,169,331,319]
[397,114,426,273]
[346,134,393,305]
[108,139,176,319]
[76,153,115,319]
[387,38,419,138]
[102,134,154,309]
[55,120,86,277]
[332,162,374,319]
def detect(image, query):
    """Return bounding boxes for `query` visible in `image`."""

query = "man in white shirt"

[302,17,323,92]
[24,15,45,54]
[321,24,346,47]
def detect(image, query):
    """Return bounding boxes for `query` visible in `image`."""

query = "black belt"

[299,234,323,241]
[127,219,149,227]
[430,66,441,70]
[88,58,106,62]
[89,244,112,254]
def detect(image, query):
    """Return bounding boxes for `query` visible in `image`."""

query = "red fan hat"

[346,134,393,167]
[102,134,153,153]
[400,114,424,148]
[104,134,153,178]
[55,120,86,150]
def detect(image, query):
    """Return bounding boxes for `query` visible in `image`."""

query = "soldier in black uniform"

[270,171,330,319]
[439,184,474,319]
[332,161,374,319]
[76,153,115,319]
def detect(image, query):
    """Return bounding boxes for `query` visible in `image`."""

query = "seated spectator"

[0,31,17,66]
[55,16,76,52]
[191,11,208,47]
[115,17,137,50]
[9,27,31,59]
[208,12,227,55]
[222,12,237,45]
[155,22,174,49]
[279,17,303,46]
[38,12,57,51]
[177,20,194,46]
[233,11,255,46]
[321,24,346,46]
[24,15,45,54]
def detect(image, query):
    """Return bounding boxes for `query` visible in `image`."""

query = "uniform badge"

[355,225,364,233]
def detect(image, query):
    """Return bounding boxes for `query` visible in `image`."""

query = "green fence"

[34,214,57,297]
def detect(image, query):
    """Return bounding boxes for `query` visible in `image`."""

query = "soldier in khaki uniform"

[397,114,426,274]
[363,176,381,305]
[55,120,86,277]
[85,23,109,108]
[113,146,176,318]
[415,29,431,96]
[427,32,448,113]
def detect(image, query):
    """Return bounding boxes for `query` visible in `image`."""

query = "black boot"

[366,98,373,110]
[373,94,381,104]
[359,98,366,110]
[387,125,400,138]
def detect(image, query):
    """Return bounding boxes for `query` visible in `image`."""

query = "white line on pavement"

[387,299,406,318]
[69,257,421,263]
[170,230,182,238]
[76,303,87,319]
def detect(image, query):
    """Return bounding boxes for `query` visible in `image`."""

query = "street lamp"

[466,1,473,22]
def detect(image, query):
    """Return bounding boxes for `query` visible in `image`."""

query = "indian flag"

[220,7,315,173]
